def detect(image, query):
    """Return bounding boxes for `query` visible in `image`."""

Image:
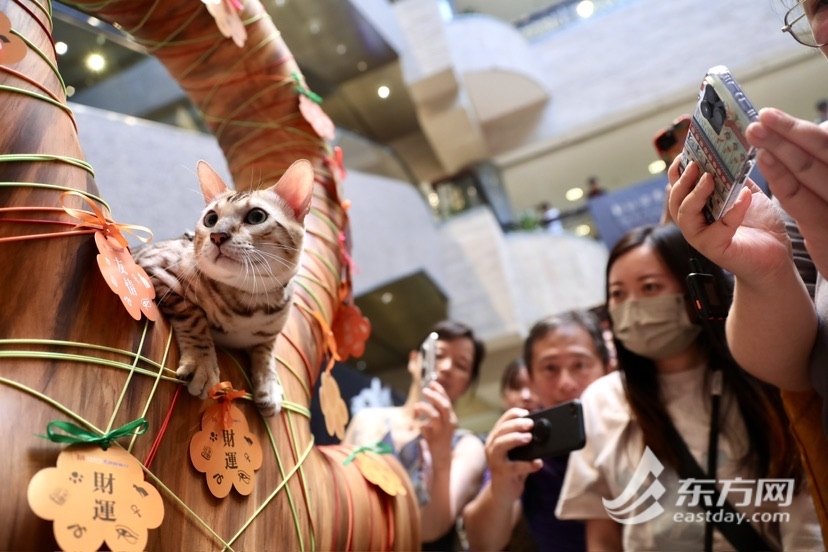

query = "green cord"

[0,183,111,212]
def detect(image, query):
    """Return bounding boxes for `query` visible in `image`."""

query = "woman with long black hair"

[556,223,821,551]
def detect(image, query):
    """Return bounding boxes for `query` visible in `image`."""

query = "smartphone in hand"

[507,400,586,461]
[678,65,759,222]
[419,332,438,397]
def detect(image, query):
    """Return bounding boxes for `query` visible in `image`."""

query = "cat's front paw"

[253,378,284,417]
[177,357,220,399]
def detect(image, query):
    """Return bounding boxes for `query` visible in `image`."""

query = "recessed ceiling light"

[336,44,347,55]
[381,292,393,304]
[308,20,320,34]
[86,53,106,72]
[565,187,584,201]
[648,160,667,174]
[575,224,592,236]
[274,0,286,6]
[357,61,367,71]
[86,16,102,27]
[65,85,75,97]
[576,1,595,18]
[377,85,390,99]
[55,42,68,55]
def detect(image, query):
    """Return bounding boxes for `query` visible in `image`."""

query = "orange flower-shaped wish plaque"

[353,451,407,497]
[189,402,263,498]
[0,12,26,65]
[320,371,349,440]
[299,94,335,141]
[95,232,158,321]
[27,445,164,552]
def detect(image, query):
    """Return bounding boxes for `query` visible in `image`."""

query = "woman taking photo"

[343,320,486,551]
[556,224,821,551]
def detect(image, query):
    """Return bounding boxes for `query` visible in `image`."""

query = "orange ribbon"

[306,306,341,373]
[207,382,248,429]
[60,191,153,248]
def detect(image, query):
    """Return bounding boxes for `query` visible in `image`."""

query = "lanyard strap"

[662,385,774,552]
[704,370,722,552]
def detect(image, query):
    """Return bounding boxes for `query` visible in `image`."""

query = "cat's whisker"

[255,250,299,271]
[260,242,302,254]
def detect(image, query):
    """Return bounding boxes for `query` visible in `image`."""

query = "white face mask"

[609,293,701,360]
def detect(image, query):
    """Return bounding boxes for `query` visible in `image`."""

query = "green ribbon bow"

[38,418,149,450]
[343,441,394,465]
[291,72,323,104]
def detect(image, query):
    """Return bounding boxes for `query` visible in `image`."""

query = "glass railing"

[514,0,634,41]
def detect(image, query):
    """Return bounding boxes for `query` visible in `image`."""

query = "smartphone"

[507,400,586,461]
[678,65,759,222]
[419,332,438,393]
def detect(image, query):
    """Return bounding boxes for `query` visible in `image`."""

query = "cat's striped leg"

[249,341,283,417]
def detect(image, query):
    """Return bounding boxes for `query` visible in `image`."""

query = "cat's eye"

[203,211,219,228]
[245,208,268,225]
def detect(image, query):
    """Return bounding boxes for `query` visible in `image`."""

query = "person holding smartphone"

[667,2,828,542]
[555,224,819,551]
[342,320,486,551]
[462,310,609,552]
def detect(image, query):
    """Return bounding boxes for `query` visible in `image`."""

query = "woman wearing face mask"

[556,224,822,551]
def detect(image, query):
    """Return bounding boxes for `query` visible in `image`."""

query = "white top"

[556,369,823,551]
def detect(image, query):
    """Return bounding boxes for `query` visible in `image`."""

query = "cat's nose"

[210,232,230,246]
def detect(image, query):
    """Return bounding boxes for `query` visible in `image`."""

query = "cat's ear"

[197,160,230,204]
[273,159,314,223]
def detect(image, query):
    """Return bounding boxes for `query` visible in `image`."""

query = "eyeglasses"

[782,0,825,48]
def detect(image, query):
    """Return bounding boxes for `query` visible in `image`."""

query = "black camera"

[700,85,726,135]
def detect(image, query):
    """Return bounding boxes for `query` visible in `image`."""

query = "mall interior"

[51,0,828,433]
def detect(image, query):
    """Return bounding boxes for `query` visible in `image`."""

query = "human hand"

[746,107,828,278]
[416,381,457,462]
[667,156,791,286]
[484,408,543,502]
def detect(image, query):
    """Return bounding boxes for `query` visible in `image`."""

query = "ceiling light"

[65,86,75,97]
[86,16,102,27]
[308,20,320,34]
[357,61,367,72]
[85,53,106,72]
[377,85,390,99]
[576,1,595,18]
[565,187,584,201]
[648,160,667,174]
[428,192,439,207]
[274,0,286,6]
[336,44,347,55]
[575,224,592,236]
[55,42,68,55]
[381,292,393,304]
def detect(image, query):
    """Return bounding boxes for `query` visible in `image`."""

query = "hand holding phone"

[507,400,586,461]
[419,332,438,399]
[678,65,759,222]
